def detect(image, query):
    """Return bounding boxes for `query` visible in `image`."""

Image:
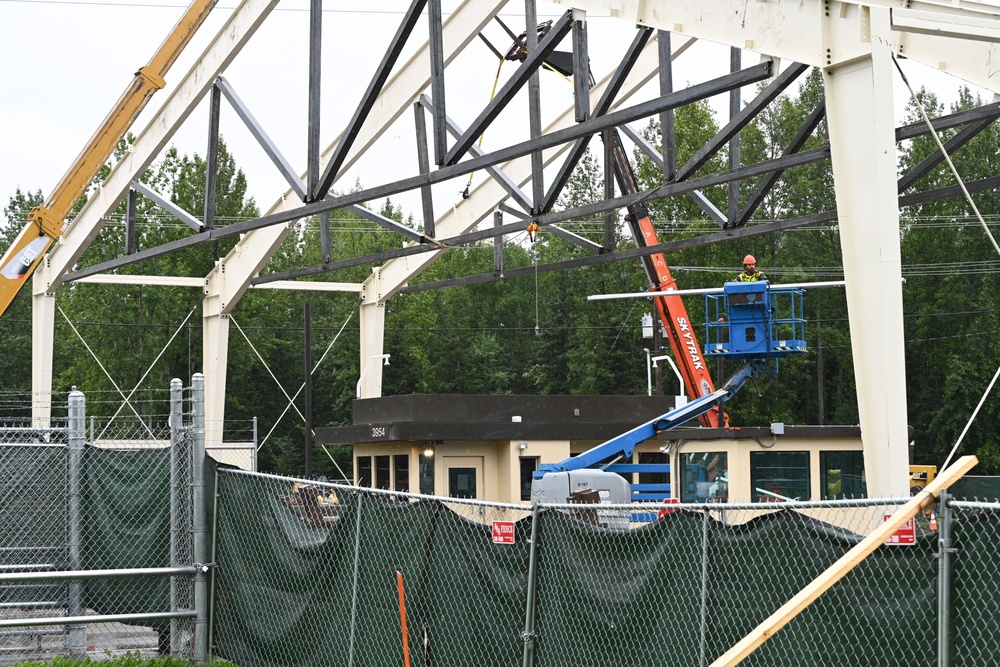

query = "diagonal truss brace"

[675,62,809,182]
[417,94,601,252]
[131,180,203,232]
[618,123,727,225]
[443,10,575,165]
[734,100,827,228]
[312,0,429,201]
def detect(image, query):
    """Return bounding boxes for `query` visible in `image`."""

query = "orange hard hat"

[743,254,756,265]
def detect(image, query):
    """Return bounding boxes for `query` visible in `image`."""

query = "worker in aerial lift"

[734,254,767,282]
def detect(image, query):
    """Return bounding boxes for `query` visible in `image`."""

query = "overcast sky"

[1,0,990,230]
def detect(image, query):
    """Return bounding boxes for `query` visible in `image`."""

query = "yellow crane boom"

[0,0,217,317]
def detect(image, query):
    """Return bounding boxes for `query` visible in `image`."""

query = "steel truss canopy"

[21,0,1000,499]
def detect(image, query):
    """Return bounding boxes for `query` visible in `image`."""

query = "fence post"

[192,374,208,663]
[348,492,364,667]
[699,508,711,667]
[252,416,258,472]
[521,503,542,667]
[937,489,955,667]
[66,387,87,659]
[168,378,183,654]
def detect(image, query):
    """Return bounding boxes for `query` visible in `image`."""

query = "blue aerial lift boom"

[531,280,807,506]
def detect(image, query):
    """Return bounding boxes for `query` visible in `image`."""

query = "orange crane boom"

[0,0,217,317]
[607,130,723,427]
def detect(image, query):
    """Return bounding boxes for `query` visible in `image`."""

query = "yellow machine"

[910,464,938,493]
[0,0,217,318]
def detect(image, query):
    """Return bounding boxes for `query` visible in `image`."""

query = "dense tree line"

[3,68,1000,475]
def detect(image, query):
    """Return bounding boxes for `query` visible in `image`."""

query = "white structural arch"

[27,0,1000,498]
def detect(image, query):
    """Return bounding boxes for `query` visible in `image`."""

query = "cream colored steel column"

[358,288,387,400]
[30,272,55,427]
[203,310,231,448]
[823,6,909,497]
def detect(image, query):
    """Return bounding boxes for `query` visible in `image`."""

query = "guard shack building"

[315,394,866,505]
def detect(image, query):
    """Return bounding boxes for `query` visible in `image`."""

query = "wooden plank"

[709,454,978,667]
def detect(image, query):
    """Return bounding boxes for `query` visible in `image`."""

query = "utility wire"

[892,54,1000,258]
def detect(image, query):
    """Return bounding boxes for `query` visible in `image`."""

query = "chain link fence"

[211,472,1000,667]
[0,381,206,664]
[6,384,1000,665]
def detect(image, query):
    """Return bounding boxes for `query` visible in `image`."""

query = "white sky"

[0,0,992,228]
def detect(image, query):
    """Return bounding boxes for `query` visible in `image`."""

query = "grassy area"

[14,654,237,667]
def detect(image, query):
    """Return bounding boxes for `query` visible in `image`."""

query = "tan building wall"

[353,434,865,505]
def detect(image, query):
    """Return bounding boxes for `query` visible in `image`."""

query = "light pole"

[652,354,686,408]
[643,348,653,396]
[357,354,390,399]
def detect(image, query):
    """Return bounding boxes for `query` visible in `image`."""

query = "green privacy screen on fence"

[7,445,1000,666]
[210,470,948,667]
[212,472,530,667]
[537,510,937,667]
[83,447,173,618]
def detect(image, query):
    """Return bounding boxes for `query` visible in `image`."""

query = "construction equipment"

[606,129,724,426]
[532,280,808,509]
[497,22,722,425]
[0,0,217,318]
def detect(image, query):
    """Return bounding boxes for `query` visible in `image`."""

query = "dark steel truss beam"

[540,27,652,214]
[413,101,436,238]
[204,85,221,230]
[526,0,544,213]
[443,10,574,166]
[427,0,447,165]
[312,0,428,201]
[250,146,830,284]
[307,0,322,197]
[126,189,138,255]
[493,210,503,276]
[345,203,424,244]
[61,62,782,282]
[897,117,994,192]
[734,100,826,228]
[658,30,676,181]
[400,211,838,293]
[401,169,1000,293]
[727,47,742,224]
[896,101,1000,140]
[572,14,589,122]
[675,61,809,183]
[603,128,615,251]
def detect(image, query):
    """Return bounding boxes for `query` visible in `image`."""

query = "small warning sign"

[883,514,916,546]
[492,520,515,544]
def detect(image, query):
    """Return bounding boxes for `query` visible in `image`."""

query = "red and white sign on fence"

[883,514,916,546]
[492,520,515,544]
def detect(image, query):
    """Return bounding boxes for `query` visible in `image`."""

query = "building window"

[394,455,410,492]
[448,467,477,499]
[419,449,435,495]
[751,451,810,502]
[375,455,391,490]
[356,456,372,488]
[519,457,538,501]
[680,452,728,503]
[821,451,866,500]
